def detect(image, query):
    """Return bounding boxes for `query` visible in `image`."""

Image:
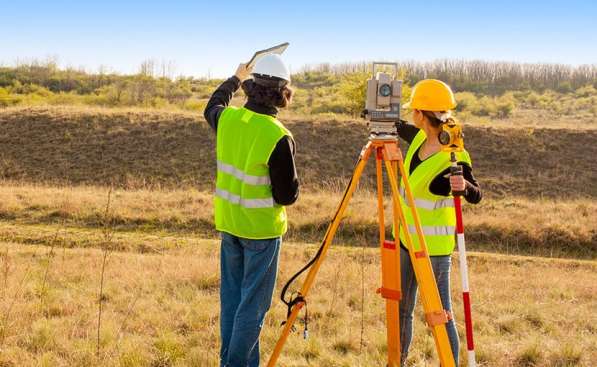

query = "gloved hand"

[234,63,253,81]
[450,174,467,195]
[394,119,410,132]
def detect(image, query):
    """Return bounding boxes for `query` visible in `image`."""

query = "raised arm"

[203,63,252,131]
[395,119,420,144]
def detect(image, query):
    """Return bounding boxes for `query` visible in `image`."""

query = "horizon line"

[1,56,596,80]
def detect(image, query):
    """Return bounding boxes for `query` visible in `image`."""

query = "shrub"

[336,72,368,115]
[495,93,516,118]
[0,62,590,116]
[151,97,170,109]
[575,84,596,98]
[476,96,497,116]
[455,92,478,112]
[48,92,81,105]
[525,91,541,107]
[0,87,19,107]
[182,99,206,112]
[288,88,309,111]
[311,99,349,114]
[401,83,412,105]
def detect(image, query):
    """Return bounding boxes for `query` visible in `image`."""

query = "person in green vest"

[395,79,483,366]
[203,54,299,367]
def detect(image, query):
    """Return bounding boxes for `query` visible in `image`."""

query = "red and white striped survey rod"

[450,153,477,367]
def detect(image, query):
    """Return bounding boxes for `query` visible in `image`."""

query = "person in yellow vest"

[396,79,482,365]
[203,54,298,367]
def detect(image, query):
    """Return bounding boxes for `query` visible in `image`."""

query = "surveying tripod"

[267,135,456,367]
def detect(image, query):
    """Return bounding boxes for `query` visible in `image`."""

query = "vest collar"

[403,130,451,191]
[244,99,278,117]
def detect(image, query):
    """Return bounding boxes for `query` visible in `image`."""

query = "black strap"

[253,74,287,88]
[280,293,305,326]
[278,156,360,328]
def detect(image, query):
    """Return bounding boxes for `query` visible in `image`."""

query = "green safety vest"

[214,106,292,239]
[397,130,472,256]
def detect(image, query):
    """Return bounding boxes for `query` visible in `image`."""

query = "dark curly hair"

[241,78,294,108]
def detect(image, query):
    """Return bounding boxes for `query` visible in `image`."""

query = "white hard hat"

[252,54,291,83]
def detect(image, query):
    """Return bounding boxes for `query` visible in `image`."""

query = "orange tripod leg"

[375,147,401,367]
[266,143,374,367]
[383,143,455,367]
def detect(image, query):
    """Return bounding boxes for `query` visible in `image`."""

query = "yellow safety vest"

[214,106,292,239]
[397,130,472,256]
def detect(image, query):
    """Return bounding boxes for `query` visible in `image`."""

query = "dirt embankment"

[1,106,595,198]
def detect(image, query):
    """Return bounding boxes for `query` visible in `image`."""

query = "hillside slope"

[0,106,595,198]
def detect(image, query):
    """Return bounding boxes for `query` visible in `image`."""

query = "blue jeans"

[219,232,281,367]
[399,247,459,366]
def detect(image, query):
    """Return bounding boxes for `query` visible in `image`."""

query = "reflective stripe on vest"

[399,186,454,210]
[406,224,456,236]
[215,188,274,208]
[217,160,272,186]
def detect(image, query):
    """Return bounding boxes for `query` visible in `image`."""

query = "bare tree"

[139,59,156,77]
[299,60,597,93]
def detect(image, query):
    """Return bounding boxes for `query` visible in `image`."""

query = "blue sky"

[1,0,595,78]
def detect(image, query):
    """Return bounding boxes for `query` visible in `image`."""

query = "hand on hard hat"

[235,63,253,81]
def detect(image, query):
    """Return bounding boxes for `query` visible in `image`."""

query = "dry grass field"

[0,184,594,259]
[0,240,595,367]
[0,106,595,366]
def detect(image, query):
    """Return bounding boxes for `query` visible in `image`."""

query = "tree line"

[0,59,595,117]
[300,60,597,94]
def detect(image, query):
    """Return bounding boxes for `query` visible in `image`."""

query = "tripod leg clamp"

[425,310,452,327]
[414,250,427,258]
[377,287,401,300]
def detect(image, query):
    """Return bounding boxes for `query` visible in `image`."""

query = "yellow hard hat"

[403,79,456,111]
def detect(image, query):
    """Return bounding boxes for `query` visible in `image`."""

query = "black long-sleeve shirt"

[396,120,482,204]
[203,76,299,205]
